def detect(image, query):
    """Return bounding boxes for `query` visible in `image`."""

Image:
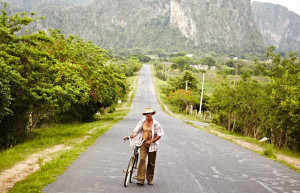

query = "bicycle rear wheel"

[124,156,134,187]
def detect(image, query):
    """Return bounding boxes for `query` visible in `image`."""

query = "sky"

[251,0,300,15]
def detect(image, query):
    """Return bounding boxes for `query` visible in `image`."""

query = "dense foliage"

[0,6,141,149]
[156,70,209,112]
[167,89,201,111]
[210,47,300,152]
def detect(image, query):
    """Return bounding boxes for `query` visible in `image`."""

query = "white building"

[190,64,209,70]
[210,66,217,70]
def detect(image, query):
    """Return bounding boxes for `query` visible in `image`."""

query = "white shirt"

[131,118,164,152]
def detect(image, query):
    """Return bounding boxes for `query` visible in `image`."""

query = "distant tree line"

[0,5,142,149]
[210,46,300,152]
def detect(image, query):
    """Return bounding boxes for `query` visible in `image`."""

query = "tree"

[168,89,199,110]
[210,46,300,152]
[170,56,191,71]
[164,70,198,96]
[201,56,216,67]
[0,6,130,148]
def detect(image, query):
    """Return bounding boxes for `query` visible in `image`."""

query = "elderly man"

[124,108,164,185]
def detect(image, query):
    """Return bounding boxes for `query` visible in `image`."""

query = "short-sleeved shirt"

[131,118,164,152]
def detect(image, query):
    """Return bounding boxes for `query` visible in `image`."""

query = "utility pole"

[233,63,238,88]
[199,73,205,114]
[165,67,167,80]
[185,80,188,91]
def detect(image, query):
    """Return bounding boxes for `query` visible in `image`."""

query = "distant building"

[210,66,217,70]
[233,57,238,60]
[186,54,194,57]
[190,64,209,70]
[202,65,209,70]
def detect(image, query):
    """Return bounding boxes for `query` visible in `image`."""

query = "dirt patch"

[209,130,231,139]
[78,125,107,143]
[232,139,264,152]
[208,129,300,169]
[78,136,90,143]
[0,145,71,193]
[276,154,300,169]
[209,130,264,151]
[156,95,178,118]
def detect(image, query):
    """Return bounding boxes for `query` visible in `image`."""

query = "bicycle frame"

[123,138,145,187]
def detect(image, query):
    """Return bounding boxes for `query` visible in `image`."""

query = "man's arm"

[123,132,136,140]
[145,136,161,145]
[123,120,144,140]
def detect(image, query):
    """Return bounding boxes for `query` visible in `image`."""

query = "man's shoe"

[147,180,153,185]
[137,181,144,185]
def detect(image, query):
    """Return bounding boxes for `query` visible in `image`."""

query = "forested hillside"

[2,0,265,56]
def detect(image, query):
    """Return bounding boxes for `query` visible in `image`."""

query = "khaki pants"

[137,143,157,182]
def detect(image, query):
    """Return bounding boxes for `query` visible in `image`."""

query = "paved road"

[44,65,300,193]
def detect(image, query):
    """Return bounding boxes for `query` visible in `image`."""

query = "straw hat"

[142,107,156,115]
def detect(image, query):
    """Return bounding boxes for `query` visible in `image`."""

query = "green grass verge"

[116,72,139,109]
[127,72,139,108]
[7,109,129,193]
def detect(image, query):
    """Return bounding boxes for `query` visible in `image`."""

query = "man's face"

[145,113,154,119]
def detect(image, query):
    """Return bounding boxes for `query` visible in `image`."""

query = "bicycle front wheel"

[130,154,138,183]
[124,156,134,187]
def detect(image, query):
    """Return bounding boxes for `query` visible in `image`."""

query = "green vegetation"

[0,5,142,149]
[0,53,139,192]
[152,51,300,171]
[153,46,300,153]
[263,145,276,159]
[211,47,300,152]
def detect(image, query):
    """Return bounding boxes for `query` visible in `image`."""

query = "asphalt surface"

[44,65,300,193]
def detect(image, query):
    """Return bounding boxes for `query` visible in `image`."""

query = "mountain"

[2,0,265,55]
[252,1,300,53]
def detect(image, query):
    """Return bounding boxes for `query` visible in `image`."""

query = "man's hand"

[123,136,129,140]
[145,140,152,145]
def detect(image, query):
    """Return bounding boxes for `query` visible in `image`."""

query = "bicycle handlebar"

[124,137,145,148]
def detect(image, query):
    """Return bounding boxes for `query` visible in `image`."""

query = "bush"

[263,145,277,159]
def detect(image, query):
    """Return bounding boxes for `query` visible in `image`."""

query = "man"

[124,107,164,185]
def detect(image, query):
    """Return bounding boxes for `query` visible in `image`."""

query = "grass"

[1,73,140,193]
[5,109,129,193]
[193,72,270,96]
[263,145,277,159]
[0,116,119,173]
[116,72,139,109]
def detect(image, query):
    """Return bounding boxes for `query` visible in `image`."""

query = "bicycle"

[123,137,145,187]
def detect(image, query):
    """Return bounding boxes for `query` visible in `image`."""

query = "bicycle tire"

[130,155,138,183]
[124,156,134,187]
